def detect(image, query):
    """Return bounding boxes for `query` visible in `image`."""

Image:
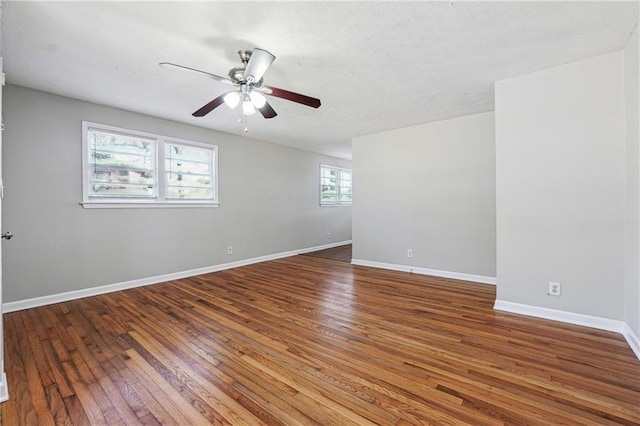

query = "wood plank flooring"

[2,254,640,425]
[300,244,352,263]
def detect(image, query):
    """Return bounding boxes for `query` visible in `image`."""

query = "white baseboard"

[3,240,352,313]
[622,322,640,360]
[299,240,352,254]
[493,300,625,332]
[0,372,8,403]
[351,258,497,285]
[494,299,640,361]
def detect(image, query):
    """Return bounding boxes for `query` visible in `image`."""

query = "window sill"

[79,202,220,209]
[320,204,352,207]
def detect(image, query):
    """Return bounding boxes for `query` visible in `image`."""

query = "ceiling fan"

[160,48,321,121]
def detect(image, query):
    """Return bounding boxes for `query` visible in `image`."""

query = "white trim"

[298,240,352,253]
[622,322,640,360]
[350,258,497,285]
[2,240,352,313]
[80,202,220,209]
[319,164,351,173]
[493,300,625,333]
[494,300,640,361]
[493,300,640,359]
[0,373,8,403]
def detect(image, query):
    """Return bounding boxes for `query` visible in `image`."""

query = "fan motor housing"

[228,67,245,84]
[228,66,263,87]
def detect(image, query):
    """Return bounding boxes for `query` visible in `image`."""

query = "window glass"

[88,129,156,198]
[165,143,214,200]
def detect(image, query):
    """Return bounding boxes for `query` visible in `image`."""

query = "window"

[320,165,352,206]
[82,122,217,207]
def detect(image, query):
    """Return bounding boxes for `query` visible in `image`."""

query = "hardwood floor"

[300,244,352,262]
[2,254,639,425]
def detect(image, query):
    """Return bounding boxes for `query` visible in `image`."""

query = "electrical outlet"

[227,246,233,255]
[327,232,331,239]
[407,249,413,258]
[548,281,561,296]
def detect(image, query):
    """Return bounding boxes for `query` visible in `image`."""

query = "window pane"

[165,142,214,200]
[166,186,213,199]
[166,159,211,175]
[166,173,211,188]
[166,144,212,174]
[321,176,337,186]
[339,168,352,205]
[88,129,156,198]
[322,183,338,203]
[92,182,155,197]
[322,185,338,194]
[321,167,337,179]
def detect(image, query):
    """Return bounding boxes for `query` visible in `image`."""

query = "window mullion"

[157,139,166,202]
[336,170,341,204]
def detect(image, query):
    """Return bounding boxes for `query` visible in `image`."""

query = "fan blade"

[257,101,278,119]
[243,48,275,83]
[262,85,321,108]
[159,62,233,85]
[192,93,228,117]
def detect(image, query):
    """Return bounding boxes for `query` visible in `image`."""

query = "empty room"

[0,1,638,424]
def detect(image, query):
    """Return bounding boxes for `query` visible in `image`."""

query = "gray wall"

[2,85,351,303]
[625,25,640,336]
[351,111,496,278]
[495,52,626,320]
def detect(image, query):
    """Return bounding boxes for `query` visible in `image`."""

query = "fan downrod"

[237,49,252,65]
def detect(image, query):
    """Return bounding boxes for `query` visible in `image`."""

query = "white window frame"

[81,121,219,208]
[320,164,352,206]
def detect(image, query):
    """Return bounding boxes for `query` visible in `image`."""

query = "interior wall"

[625,24,640,337]
[2,85,352,303]
[495,51,626,320]
[351,111,496,278]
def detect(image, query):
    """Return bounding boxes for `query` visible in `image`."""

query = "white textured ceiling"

[1,1,638,159]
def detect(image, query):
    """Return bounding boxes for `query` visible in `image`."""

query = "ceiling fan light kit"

[249,91,267,108]
[223,91,240,109]
[241,95,256,116]
[161,47,321,131]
